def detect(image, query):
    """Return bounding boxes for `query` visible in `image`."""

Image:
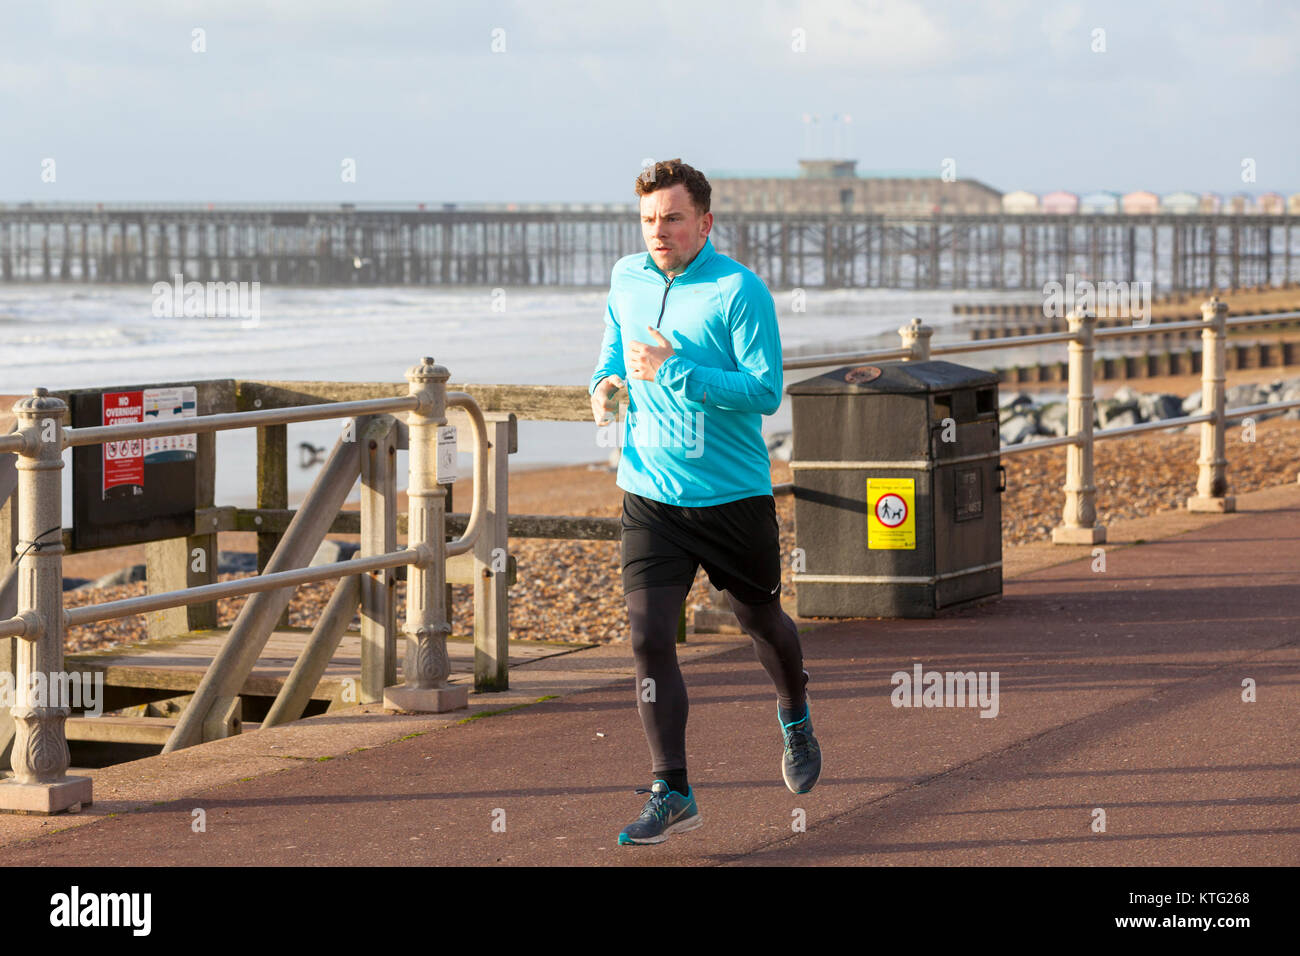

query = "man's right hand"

[591,375,625,424]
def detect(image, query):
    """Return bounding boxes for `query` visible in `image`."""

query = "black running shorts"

[620,491,783,605]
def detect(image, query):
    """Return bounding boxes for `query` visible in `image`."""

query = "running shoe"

[780,677,822,794]
[616,779,702,846]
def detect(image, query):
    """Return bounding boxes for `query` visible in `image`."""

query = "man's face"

[640,183,712,277]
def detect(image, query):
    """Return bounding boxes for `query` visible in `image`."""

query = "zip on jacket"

[656,276,675,328]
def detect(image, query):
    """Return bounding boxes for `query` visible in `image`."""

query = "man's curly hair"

[635,158,711,216]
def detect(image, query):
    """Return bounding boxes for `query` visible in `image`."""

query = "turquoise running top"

[588,236,783,507]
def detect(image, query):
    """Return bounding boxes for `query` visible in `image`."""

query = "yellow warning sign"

[867,477,916,550]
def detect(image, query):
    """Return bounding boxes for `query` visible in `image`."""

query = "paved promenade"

[0,482,1296,866]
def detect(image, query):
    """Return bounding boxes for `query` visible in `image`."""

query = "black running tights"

[625,584,806,774]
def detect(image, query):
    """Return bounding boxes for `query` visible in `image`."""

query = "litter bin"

[787,360,1004,618]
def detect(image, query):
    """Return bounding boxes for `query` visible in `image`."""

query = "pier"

[1,203,1296,292]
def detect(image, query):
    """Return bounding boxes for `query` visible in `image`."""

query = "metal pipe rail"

[783,346,912,370]
[444,391,488,557]
[1093,319,1206,339]
[1222,398,1300,422]
[997,412,1218,456]
[64,548,420,628]
[65,394,420,447]
[930,330,1079,355]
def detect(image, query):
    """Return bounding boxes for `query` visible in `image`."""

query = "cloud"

[767,0,954,70]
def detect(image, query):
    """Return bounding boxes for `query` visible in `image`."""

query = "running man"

[588,158,821,846]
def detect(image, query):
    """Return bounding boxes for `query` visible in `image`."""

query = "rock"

[62,577,91,591]
[310,540,361,567]
[1037,401,1068,437]
[1137,393,1182,421]
[1104,407,1142,428]
[999,390,1034,410]
[1225,383,1269,410]
[1181,390,1202,414]
[1111,385,1142,404]
[1097,397,1140,428]
[1281,383,1300,421]
[87,564,146,589]
[999,414,1039,444]
[218,551,259,574]
[1227,382,1289,422]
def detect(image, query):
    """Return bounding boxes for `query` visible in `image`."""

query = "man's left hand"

[628,327,675,381]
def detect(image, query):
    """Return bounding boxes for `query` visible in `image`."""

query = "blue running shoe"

[780,683,822,794]
[617,779,702,846]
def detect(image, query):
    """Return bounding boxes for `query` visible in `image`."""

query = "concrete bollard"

[384,358,469,714]
[1187,298,1235,513]
[899,317,934,361]
[0,389,93,814]
[1052,311,1106,544]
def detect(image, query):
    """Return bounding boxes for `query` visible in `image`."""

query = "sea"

[0,283,1064,508]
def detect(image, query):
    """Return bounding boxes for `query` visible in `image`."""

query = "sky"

[1,0,1297,203]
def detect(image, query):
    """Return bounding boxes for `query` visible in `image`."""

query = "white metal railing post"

[0,389,93,814]
[898,317,933,361]
[1187,296,1235,512]
[384,357,469,713]
[1052,311,1106,545]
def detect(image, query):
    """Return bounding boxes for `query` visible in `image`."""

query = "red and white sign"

[874,493,908,528]
[102,390,144,497]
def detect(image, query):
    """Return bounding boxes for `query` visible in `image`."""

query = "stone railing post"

[384,358,469,713]
[898,317,933,361]
[0,389,93,814]
[1187,297,1235,512]
[1052,311,1106,544]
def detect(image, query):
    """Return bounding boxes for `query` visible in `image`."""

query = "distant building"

[1080,191,1120,214]
[707,159,1002,215]
[1161,191,1200,214]
[1226,193,1254,214]
[1200,193,1222,213]
[1257,192,1285,215]
[1041,191,1078,214]
[1001,190,1040,214]
[1122,191,1160,214]
[1289,193,1300,215]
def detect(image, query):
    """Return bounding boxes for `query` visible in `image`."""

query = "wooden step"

[66,716,178,745]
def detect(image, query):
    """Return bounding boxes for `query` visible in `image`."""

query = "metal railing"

[0,356,488,813]
[782,299,1300,541]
